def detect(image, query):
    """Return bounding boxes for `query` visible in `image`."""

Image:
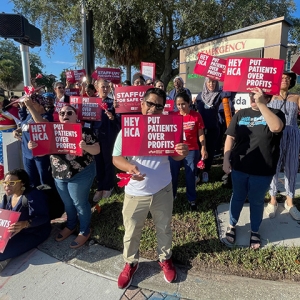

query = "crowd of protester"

[0,70,299,287]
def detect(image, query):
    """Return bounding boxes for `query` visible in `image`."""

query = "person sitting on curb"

[112,88,189,289]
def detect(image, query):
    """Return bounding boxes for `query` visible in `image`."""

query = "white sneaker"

[102,188,113,199]
[284,201,300,221]
[202,172,209,183]
[265,202,278,218]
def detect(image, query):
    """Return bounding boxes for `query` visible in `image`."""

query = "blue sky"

[2,0,300,79]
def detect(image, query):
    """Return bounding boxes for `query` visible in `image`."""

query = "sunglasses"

[2,180,21,186]
[146,82,153,85]
[145,101,164,111]
[59,110,75,117]
[56,86,64,89]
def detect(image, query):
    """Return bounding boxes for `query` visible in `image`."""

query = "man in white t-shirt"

[112,88,188,289]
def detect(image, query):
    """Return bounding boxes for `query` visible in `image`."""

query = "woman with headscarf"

[195,77,223,183]
[265,71,300,221]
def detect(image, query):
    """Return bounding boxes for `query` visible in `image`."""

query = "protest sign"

[65,69,86,84]
[91,67,121,83]
[140,62,156,81]
[121,115,183,156]
[193,53,226,81]
[29,123,82,156]
[291,56,300,75]
[70,96,102,121]
[223,57,285,94]
[65,88,80,96]
[0,209,21,253]
[163,99,174,113]
[114,86,150,113]
[53,101,69,122]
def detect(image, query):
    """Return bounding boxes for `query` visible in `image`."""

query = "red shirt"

[180,110,205,150]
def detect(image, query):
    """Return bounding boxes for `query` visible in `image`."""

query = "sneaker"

[190,201,197,211]
[117,263,139,289]
[102,188,113,199]
[158,258,177,283]
[93,190,103,202]
[284,201,300,221]
[202,172,209,183]
[265,202,278,218]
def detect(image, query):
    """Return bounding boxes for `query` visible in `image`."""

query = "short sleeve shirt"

[226,107,285,176]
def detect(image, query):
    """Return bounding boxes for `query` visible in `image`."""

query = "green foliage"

[11,0,299,87]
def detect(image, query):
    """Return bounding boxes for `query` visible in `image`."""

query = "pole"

[20,44,31,86]
[81,1,88,78]
[222,97,232,127]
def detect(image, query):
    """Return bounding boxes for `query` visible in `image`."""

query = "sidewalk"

[1,225,300,300]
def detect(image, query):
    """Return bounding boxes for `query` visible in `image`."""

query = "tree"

[0,39,53,93]
[11,0,299,87]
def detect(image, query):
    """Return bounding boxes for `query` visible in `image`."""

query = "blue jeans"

[229,169,273,232]
[23,155,54,187]
[169,150,199,202]
[54,162,96,236]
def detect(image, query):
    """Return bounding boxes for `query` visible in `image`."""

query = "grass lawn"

[90,161,300,281]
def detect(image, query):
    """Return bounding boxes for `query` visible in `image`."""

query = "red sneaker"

[117,263,139,289]
[158,258,177,283]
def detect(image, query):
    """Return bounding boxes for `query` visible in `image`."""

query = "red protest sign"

[70,96,102,121]
[65,88,80,96]
[29,123,83,156]
[0,209,21,253]
[291,56,300,75]
[223,57,285,94]
[163,99,174,112]
[193,53,226,81]
[53,101,69,122]
[91,67,121,84]
[121,115,183,156]
[114,86,150,113]
[140,62,156,81]
[65,69,86,84]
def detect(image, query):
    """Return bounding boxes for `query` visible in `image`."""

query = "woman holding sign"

[0,169,51,270]
[223,88,285,249]
[170,92,207,211]
[29,105,100,248]
[265,72,300,221]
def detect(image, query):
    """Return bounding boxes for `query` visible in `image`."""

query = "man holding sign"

[113,88,188,289]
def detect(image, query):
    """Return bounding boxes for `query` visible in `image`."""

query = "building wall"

[179,17,292,93]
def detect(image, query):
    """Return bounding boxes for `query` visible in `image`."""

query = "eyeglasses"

[59,110,75,117]
[2,180,21,186]
[56,86,64,89]
[145,101,164,111]
[177,103,186,107]
[282,76,291,81]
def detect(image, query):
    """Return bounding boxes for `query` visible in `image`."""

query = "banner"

[0,209,21,253]
[91,67,121,84]
[29,123,83,156]
[70,96,102,121]
[114,86,150,113]
[223,57,285,94]
[65,69,86,84]
[65,88,80,96]
[193,53,226,81]
[140,62,156,81]
[291,56,300,75]
[121,115,183,156]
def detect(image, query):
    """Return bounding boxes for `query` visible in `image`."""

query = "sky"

[1,0,300,79]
